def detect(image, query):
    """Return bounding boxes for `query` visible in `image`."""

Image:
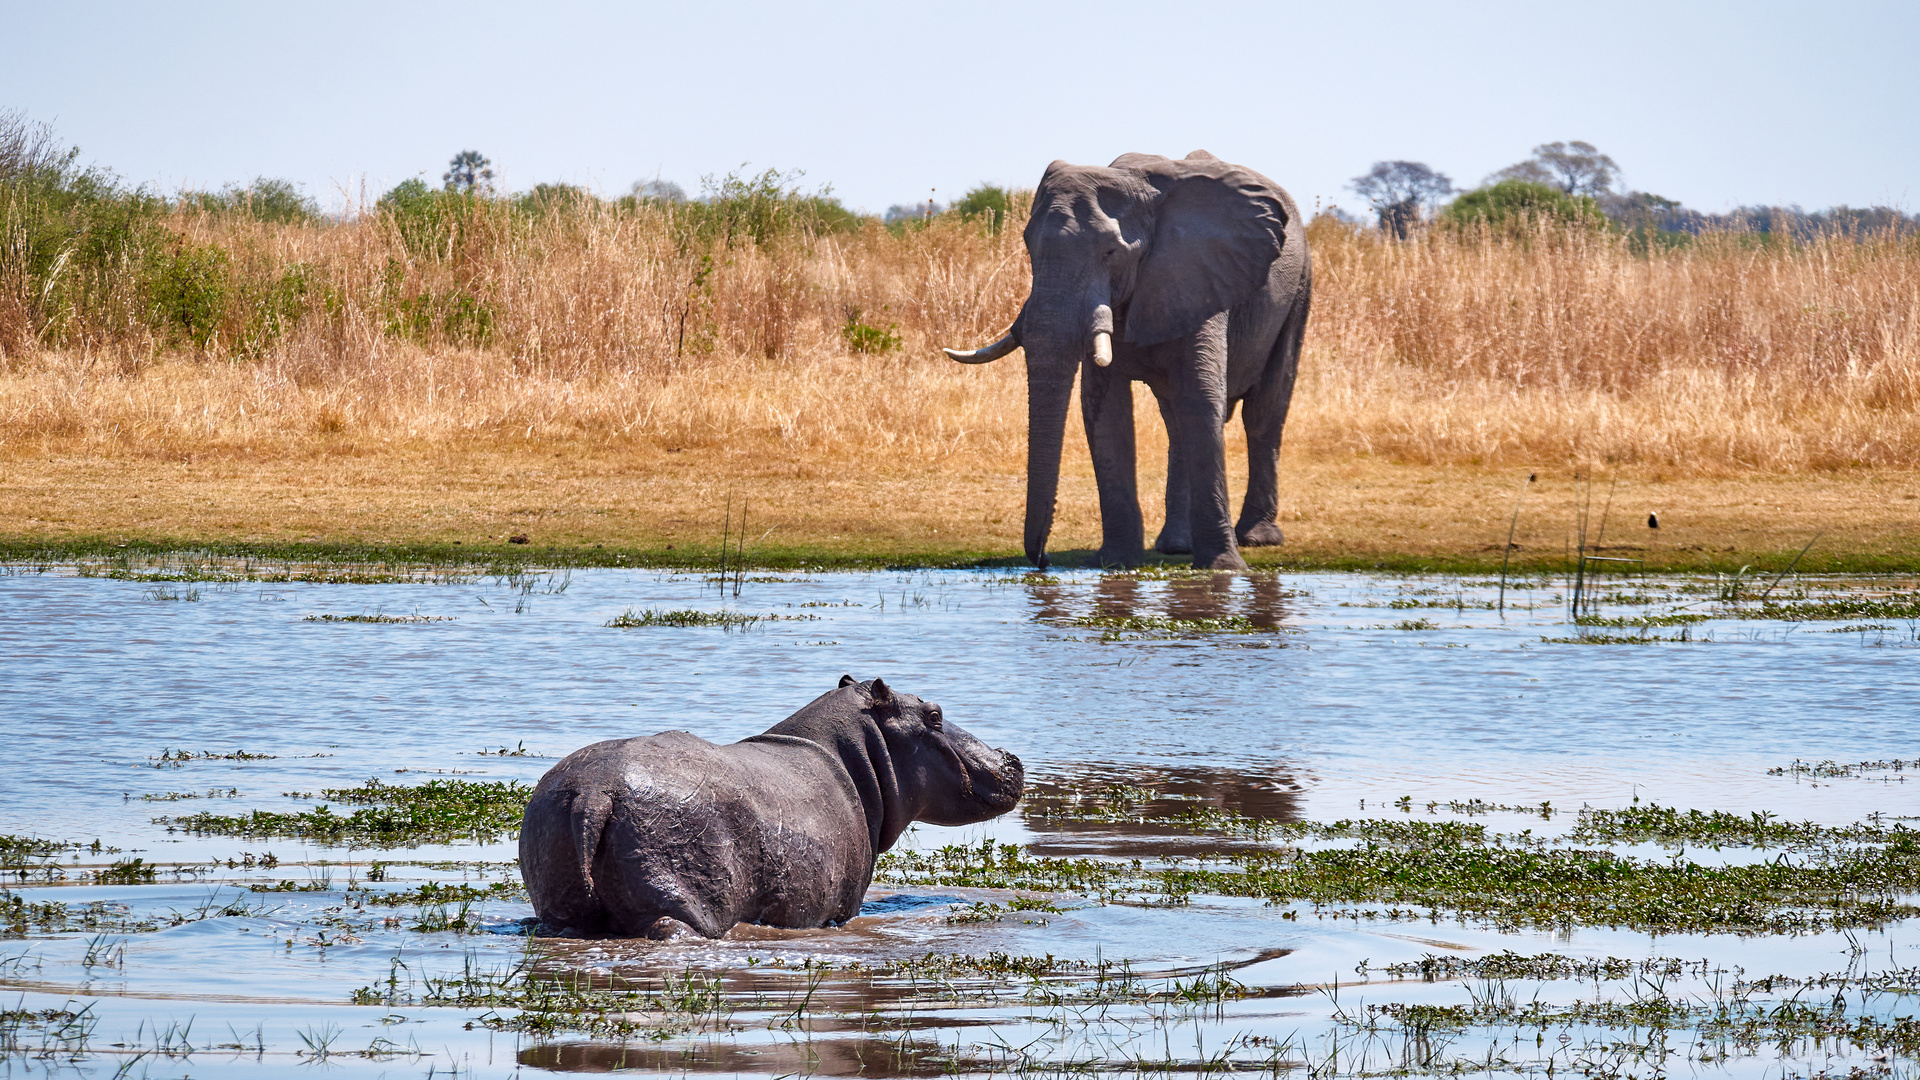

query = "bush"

[178,178,320,225]
[953,184,1017,234]
[514,183,593,218]
[674,168,865,248]
[1443,180,1607,233]
[146,241,232,349]
[377,178,486,259]
[841,308,901,354]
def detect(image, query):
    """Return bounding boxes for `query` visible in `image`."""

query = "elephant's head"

[944,151,1290,568]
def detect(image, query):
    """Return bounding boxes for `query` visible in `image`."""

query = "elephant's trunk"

[1022,360,1075,569]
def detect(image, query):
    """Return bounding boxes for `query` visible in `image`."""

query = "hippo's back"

[519,730,870,937]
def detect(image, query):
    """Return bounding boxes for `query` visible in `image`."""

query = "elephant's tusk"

[942,333,1018,364]
[1092,331,1113,368]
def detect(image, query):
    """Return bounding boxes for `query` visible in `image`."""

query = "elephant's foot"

[1098,544,1143,569]
[1194,549,1248,571]
[1237,521,1285,547]
[1153,529,1192,556]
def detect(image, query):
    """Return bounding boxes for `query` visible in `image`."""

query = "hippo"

[518,676,1024,938]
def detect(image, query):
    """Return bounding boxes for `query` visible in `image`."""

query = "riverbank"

[6,444,1915,575]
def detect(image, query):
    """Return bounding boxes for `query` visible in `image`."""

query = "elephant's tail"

[570,789,614,898]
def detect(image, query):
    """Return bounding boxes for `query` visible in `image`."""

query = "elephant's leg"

[1170,314,1244,571]
[1237,291,1308,548]
[1082,367,1144,567]
[1153,395,1192,555]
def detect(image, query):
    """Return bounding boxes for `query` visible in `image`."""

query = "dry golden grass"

[4,202,1918,567]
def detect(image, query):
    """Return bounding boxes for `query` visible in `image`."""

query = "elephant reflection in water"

[946,151,1311,570]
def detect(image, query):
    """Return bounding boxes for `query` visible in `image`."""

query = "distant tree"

[883,200,943,225]
[1488,141,1619,197]
[443,150,493,193]
[1443,179,1607,233]
[630,178,686,202]
[1348,161,1453,239]
[953,183,1014,233]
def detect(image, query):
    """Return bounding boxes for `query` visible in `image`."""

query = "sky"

[5,0,1916,218]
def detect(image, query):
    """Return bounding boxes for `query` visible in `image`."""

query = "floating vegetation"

[1771,757,1920,779]
[1540,629,1695,644]
[144,583,201,601]
[1407,797,1555,818]
[0,835,77,870]
[1,887,273,936]
[1063,613,1273,640]
[158,778,532,847]
[92,859,158,884]
[147,747,276,767]
[475,741,536,756]
[1390,618,1439,631]
[1573,612,1711,627]
[303,612,455,624]
[945,895,1066,925]
[1568,803,1909,847]
[605,608,818,630]
[885,836,1920,934]
[1759,593,1920,621]
[140,787,240,801]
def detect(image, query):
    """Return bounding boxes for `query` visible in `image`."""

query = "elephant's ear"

[1121,160,1288,347]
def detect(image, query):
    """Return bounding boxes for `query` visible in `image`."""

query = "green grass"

[158,778,532,847]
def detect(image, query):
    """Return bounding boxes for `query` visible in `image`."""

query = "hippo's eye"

[925,708,943,732]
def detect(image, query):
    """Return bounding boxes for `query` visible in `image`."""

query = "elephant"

[945,151,1311,570]
[518,676,1024,939]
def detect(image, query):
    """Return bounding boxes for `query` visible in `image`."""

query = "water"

[2,563,1917,1077]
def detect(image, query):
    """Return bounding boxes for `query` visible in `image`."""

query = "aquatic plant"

[158,778,532,847]
[605,608,817,629]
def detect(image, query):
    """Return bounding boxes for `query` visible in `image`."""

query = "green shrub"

[841,308,901,354]
[672,168,865,249]
[513,183,593,218]
[377,178,485,259]
[1444,180,1607,233]
[146,241,232,348]
[953,183,1016,234]
[178,178,320,224]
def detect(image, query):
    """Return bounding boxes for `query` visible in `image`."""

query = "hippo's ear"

[838,674,856,688]
[870,677,896,715]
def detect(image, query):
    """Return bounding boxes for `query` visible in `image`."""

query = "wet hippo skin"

[519,676,1024,939]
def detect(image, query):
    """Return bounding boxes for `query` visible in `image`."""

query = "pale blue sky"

[6,0,1915,216]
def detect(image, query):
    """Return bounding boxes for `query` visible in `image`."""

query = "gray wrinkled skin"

[949,150,1312,571]
[519,677,1024,939]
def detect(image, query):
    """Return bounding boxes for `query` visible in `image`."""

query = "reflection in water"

[522,1032,965,1078]
[1033,570,1299,629]
[1021,761,1306,857]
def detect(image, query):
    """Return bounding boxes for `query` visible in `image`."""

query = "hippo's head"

[840,675,1026,827]
[769,676,1024,855]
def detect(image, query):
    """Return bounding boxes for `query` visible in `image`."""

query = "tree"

[443,150,493,193]
[1348,161,1453,238]
[1487,141,1619,197]
[1443,180,1607,233]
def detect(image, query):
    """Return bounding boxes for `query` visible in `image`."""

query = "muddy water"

[2,564,1917,1077]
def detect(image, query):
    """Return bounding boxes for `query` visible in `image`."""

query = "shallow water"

[2,562,1917,1077]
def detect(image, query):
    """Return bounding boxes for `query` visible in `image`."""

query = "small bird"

[1647,513,1660,530]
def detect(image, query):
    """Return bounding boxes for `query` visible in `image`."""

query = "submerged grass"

[158,778,532,847]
